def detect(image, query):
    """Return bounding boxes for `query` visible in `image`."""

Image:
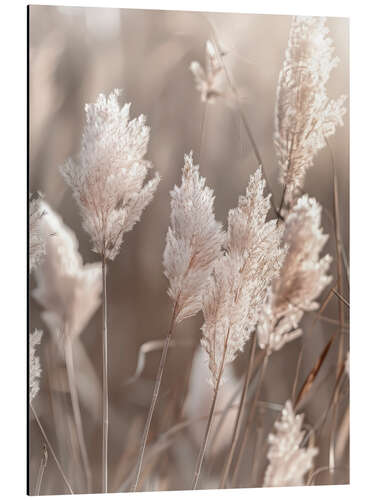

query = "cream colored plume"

[32,201,102,339]
[257,195,332,352]
[264,400,318,487]
[60,89,160,260]
[201,168,285,386]
[275,16,346,206]
[163,151,225,323]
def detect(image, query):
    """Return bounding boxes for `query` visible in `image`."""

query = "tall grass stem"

[102,255,109,493]
[191,333,229,490]
[231,351,270,486]
[64,335,92,492]
[34,444,48,495]
[131,302,178,491]
[30,403,74,494]
[220,333,257,488]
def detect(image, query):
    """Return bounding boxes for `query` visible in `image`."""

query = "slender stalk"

[30,403,74,494]
[329,151,346,476]
[191,373,222,489]
[191,333,229,490]
[64,335,92,492]
[131,302,178,492]
[249,410,265,487]
[101,254,109,493]
[291,345,304,405]
[207,351,265,477]
[46,340,81,489]
[231,351,270,487]
[34,443,48,496]
[220,333,257,488]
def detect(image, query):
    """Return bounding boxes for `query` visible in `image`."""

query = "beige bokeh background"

[29,6,349,494]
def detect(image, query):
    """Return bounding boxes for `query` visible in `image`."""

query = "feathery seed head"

[29,193,46,273]
[275,16,346,206]
[190,40,224,103]
[60,89,160,260]
[30,329,43,402]
[163,152,225,323]
[201,168,286,386]
[32,202,102,340]
[257,195,332,351]
[264,400,318,487]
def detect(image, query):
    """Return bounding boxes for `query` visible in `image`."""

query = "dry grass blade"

[301,359,347,448]
[332,289,350,309]
[124,338,191,386]
[294,331,337,409]
[291,287,336,403]
[30,404,74,494]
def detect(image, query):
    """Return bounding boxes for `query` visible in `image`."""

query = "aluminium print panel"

[28,5,349,495]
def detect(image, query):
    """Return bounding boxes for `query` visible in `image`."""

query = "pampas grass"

[132,151,224,491]
[60,90,159,492]
[28,10,349,495]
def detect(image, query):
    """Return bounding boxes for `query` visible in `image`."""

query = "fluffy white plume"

[163,152,225,323]
[264,400,318,487]
[257,195,332,352]
[275,16,346,206]
[201,169,285,386]
[29,194,46,272]
[60,89,160,260]
[190,40,224,103]
[30,329,43,402]
[32,201,102,339]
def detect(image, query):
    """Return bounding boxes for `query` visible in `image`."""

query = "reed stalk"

[34,444,48,496]
[231,350,270,486]
[329,152,346,477]
[191,330,230,490]
[30,403,74,494]
[64,334,92,492]
[131,302,178,491]
[220,333,257,488]
[102,255,109,493]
